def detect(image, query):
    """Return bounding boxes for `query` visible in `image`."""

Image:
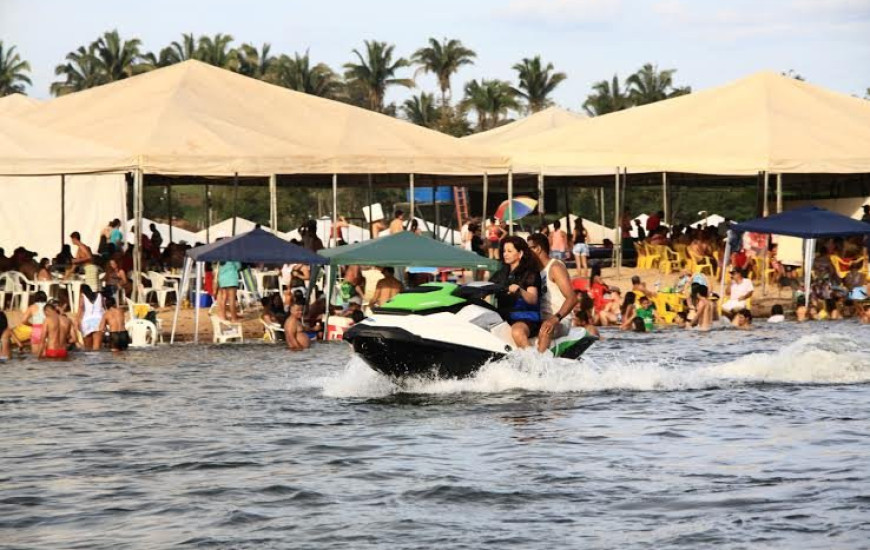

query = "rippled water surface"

[2,321,870,549]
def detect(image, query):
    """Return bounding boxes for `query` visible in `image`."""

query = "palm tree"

[272,52,341,98]
[582,75,631,116]
[51,44,105,96]
[196,34,237,70]
[237,43,276,80]
[343,40,413,112]
[0,41,32,96]
[461,78,519,130]
[155,33,198,66]
[511,55,566,113]
[411,38,476,106]
[401,92,439,127]
[92,30,146,81]
[627,63,689,105]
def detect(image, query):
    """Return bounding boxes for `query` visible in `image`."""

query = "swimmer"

[284,303,310,351]
[37,303,68,360]
[99,297,130,352]
[732,308,753,330]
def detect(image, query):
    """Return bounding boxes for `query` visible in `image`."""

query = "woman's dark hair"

[105,297,117,309]
[621,291,637,316]
[578,291,594,312]
[771,304,784,316]
[33,291,47,303]
[576,309,590,324]
[81,284,97,303]
[499,236,540,273]
[410,219,418,231]
[574,218,586,245]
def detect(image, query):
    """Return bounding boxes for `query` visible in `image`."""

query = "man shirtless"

[686,284,713,331]
[65,231,93,279]
[56,305,78,351]
[38,303,68,359]
[99,297,129,351]
[370,267,403,307]
[389,210,406,234]
[284,304,310,351]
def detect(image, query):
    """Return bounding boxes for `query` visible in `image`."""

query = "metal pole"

[269,174,278,232]
[60,174,66,250]
[331,173,338,247]
[600,186,605,228]
[507,168,514,235]
[409,173,415,224]
[232,172,239,236]
[367,174,374,236]
[133,169,143,302]
[614,167,620,273]
[166,183,173,243]
[431,186,437,240]
[205,183,211,243]
[193,261,202,344]
[170,256,193,343]
[762,170,769,217]
[482,172,488,221]
[662,172,669,225]
[776,173,783,214]
[563,185,570,234]
[537,169,545,214]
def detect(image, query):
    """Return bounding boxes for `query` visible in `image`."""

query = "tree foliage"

[584,64,690,116]
[0,41,32,96]
[512,55,566,113]
[343,40,413,112]
[411,37,476,105]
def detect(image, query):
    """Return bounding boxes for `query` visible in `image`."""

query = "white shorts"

[573,243,589,257]
[722,299,746,312]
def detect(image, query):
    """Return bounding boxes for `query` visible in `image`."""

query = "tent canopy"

[0,93,42,117]
[319,231,498,270]
[733,206,870,238]
[462,106,584,148]
[0,115,134,176]
[23,60,508,177]
[509,71,870,176]
[187,227,327,264]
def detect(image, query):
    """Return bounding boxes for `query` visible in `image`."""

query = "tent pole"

[193,261,202,344]
[804,238,814,307]
[232,172,239,236]
[431,186,438,240]
[614,167,621,274]
[563,185,570,234]
[508,167,514,236]
[537,169,545,216]
[170,256,193,343]
[482,172,488,221]
[205,183,211,243]
[60,174,66,251]
[720,236,731,302]
[132,169,142,303]
[662,172,668,225]
[166,183,173,243]
[269,174,278,233]
[600,186,605,228]
[367,174,374,236]
[331,174,338,247]
[762,171,769,217]
[776,173,783,213]
[409,173,415,232]
[122,172,130,253]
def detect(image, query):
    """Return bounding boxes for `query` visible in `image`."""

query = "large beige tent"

[22,60,508,177]
[509,71,870,176]
[462,106,584,149]
[0,93,41,117]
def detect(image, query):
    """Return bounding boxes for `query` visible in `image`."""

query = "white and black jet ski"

[343,282,597,379]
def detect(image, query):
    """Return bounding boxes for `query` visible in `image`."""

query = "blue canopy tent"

[724,207,870,306]
[170,227,328,343]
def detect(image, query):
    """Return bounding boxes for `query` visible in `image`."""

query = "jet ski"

[343,282,597,379]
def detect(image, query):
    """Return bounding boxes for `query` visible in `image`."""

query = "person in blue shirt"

[216,261,242,321]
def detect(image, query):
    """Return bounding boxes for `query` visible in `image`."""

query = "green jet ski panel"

[376,282,466,314]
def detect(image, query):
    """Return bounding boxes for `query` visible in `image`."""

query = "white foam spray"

[320,334,870,399]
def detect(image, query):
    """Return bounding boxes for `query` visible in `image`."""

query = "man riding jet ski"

[344,237,596,379]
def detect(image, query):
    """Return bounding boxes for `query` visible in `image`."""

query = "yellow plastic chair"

[633,241,648,269]
[829,255,864,280]
[688,250,715,277]
[644,243,662,270]
[659,246,682,274]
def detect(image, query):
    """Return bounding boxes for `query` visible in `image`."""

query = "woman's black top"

[490,265,542,324]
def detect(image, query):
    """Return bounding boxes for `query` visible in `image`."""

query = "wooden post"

[231,172,239,236]
[269,174,278,232]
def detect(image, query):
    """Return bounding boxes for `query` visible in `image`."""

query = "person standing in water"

[99,297,130,351]
[37,303,68,360]
[527,233,578,354]
[284,303,310,351]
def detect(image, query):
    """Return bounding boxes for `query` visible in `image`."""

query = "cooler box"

[325,316,353,341]
[190,291,213,308]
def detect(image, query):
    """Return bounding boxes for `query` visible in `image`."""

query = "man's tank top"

[540,259,568,319]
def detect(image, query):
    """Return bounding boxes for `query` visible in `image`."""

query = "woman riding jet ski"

[343,237,597,379]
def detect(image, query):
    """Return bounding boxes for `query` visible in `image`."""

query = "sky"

[2,0,869,109]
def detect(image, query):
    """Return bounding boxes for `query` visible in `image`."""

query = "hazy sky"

[2,0,869,108]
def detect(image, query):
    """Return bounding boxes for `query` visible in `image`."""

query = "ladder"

[453,186,469,225]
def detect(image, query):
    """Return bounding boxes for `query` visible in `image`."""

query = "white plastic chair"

[260,319,285,343]
[209,314,244,344]
[125,319,159,348]
[0,271,34,311]
[145,271,179,308]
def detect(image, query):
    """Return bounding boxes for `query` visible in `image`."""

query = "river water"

[2,321,869,549]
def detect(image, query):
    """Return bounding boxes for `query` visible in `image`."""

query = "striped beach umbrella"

[494,196,538,221]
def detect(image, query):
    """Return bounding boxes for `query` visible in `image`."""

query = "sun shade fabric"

[22,60,509,177]
[187,227,328,264]
[0,93,41,117]
[507,71,870,176]
[0,116,134,175]
[319,231,499,270]
[461,106,584,148]
[733,206,870,238]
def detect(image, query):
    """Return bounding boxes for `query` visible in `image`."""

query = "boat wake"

[320,334,870,398]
